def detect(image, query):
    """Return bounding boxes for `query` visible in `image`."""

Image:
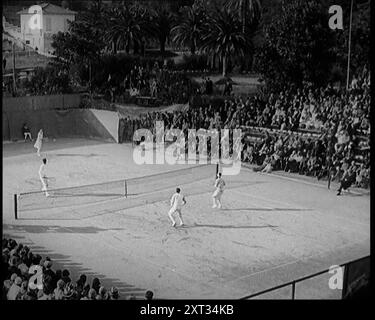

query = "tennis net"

[14,163,218,219]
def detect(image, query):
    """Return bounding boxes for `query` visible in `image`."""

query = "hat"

[18,263,29,275]
[63,285,74,299]
[145,290,153,300]
[10,273,18,282]
[88,288,96,299]
[99,286,106,295]
[110,287,119,295]
[57,279,65,289]
[9,256,18,266]
[9,249,17,257]
[15,277,22,286]
[20,281,28,292]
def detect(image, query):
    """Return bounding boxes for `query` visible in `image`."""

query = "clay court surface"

[3,139,370,299]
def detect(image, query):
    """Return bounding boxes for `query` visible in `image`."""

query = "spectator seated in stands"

[1,237,153,300]
[116,66,369,190]
[22,123,32,141]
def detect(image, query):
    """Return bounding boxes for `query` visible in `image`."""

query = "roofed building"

[17,2,77,54]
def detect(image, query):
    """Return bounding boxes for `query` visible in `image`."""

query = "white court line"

[229,188,335,250]
[229,188,369,250]
[42,223,223,294]
[223,239,369,292]
[230,189,304,217]
[245,167,368,196]
[231,182,369,228]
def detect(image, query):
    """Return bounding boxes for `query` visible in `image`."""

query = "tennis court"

[3,139,370,299]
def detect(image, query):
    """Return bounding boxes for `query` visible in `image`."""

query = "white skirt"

[34,139,42,149]
[212,188,223,198]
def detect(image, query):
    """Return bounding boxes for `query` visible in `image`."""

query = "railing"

[240,256,369,299]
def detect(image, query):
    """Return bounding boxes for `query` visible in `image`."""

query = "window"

[26,40,30,44]
[46,17,52,32]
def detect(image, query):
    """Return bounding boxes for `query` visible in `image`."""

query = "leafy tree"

[254,0,336,90]
[200,7,251,76]
[22,66,72,95]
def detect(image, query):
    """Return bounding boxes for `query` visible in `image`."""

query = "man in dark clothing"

[22,123,32,141]
[337,167,356,196]
[118,118,125,144]
[43,260,56,289]
[7,256,21,277]
[207,77,213,94]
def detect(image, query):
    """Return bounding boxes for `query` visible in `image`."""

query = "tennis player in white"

[212,172,225,209]
[39,158,50,197]
[34,129,43,156]
[168,187,186,227]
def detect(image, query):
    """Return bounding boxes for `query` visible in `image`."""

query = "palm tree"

[200,8,251,77]
[149,6,176,56]
[81,0,107,42]
[225,0,261,34]
[104,2,145,54]
[171,4,206,55]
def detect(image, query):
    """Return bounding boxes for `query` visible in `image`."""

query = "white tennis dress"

[39,163,47,191]
[34,131,43,150]
[213,177,225,198]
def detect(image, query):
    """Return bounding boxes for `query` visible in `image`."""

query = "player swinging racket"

[34,129,43,156]
[168,187,186,227]
[212,172,225,209]
[39,158,50,197]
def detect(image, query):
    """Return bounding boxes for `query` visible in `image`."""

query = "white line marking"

[231,180,369,228]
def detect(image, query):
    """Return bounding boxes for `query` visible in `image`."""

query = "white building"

[17,3,76,54]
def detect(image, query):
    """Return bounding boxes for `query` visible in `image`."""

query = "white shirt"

[37,131,43,141]
[39,163,47,180]
[170,193,185,210]
[215,178,225,191]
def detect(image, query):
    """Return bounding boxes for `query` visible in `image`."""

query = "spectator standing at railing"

[337,166,356,196]
[54,279,65,300]
[61,269,71,284]
[7,276,22,300]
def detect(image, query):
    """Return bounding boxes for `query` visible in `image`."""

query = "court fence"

[240,255,370,299]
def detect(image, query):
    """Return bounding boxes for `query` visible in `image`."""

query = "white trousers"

[168,207,183,224]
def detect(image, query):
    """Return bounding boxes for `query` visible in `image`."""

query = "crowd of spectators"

[109,62,198,105]
[2,238,154,300]
[119,66,370,189]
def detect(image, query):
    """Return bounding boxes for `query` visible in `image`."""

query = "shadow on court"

[3,223,123,234]
[188,223,277,229]
[3,231,146,299]
[54,153,102,158]
[221,208,312,212]
[50,192,123,198]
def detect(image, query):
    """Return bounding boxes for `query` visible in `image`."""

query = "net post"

[291,282,296,299]
[124,180,128,198]
[14,194,18,220]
